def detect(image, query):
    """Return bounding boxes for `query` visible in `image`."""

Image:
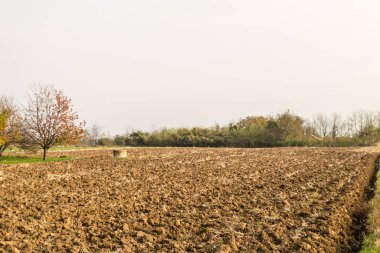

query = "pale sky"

[1,1,380,134]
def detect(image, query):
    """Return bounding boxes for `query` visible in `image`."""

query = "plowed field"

[0,148,378,252]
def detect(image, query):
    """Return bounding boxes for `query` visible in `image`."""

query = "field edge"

[360,156,380,253]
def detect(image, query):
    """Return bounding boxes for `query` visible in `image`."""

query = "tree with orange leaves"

[22,85,85,160]
[0,109,9,147]
[0,96,22,156]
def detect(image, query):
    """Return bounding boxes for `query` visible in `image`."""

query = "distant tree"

[349,111,368,136]
[359,125,378,145]
[177,128,194,147]
[78,129,91,146]
[113,135,126,146]
[303,119,319,141]
[88,123,103,146]
[263,119,281,145]
[129,131,149,146]
[0,96,22,156]
[232,116,269,147]
[235,116,268,129]
[22,85,85,160]
[353,111,380,145]
[97,136,114,146]
[330,113,342,144]
[313,113,329,138]
[274,111,304,142]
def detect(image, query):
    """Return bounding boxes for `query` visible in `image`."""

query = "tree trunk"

[43,147,47,160]
[0,146,5,157]
[0,145,8,157]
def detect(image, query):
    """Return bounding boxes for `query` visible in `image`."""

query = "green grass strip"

[0,155,72,164]
[360,160,380,253]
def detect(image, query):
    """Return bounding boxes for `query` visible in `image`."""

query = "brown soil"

[0,147,378,252]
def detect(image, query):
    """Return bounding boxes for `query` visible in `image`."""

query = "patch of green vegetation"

[360,233,380,253]
[2,145,122,155]
[360,160,380,253]
[0,155,72,164]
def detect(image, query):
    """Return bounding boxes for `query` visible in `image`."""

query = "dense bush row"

[83,111,380,148]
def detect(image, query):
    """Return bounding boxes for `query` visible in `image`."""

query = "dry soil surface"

[0,147,378,252]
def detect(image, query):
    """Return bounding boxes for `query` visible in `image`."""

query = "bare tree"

[364,111,377,129]
[22,85,85,160]
[0,96,22,156]
[348,111,377,136]
[313,113,329,138]
[338,120,351,137]
[354,110,366,134]
[330,113,342,143]
[88,123,103,146]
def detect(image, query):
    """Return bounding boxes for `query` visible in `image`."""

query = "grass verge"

[360,159,380,253]
[0,156,72,164]
[3,146,124,154]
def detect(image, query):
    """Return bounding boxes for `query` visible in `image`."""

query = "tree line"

[2,86,380,156]
[82,111,380,148]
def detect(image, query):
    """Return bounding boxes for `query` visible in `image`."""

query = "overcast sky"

[1,1,380,134]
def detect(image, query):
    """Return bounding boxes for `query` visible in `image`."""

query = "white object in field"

[113,150,127,158]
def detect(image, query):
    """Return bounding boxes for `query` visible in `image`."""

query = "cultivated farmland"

[0,148,378,252]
